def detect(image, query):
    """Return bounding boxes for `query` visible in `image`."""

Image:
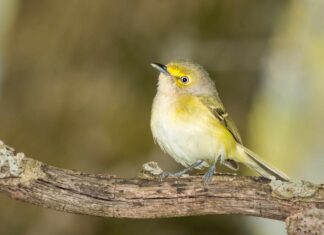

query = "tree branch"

[0,140,323,234]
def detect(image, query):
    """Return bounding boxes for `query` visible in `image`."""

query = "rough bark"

[0,140,323,234]
[286,209,324,235]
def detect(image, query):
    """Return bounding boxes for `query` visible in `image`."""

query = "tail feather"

[236,145,290,181]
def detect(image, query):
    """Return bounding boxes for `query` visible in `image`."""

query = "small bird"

[150,61,290,184]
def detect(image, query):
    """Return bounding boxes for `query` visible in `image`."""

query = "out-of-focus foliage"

[2,1,322,235]
[0,0,18,85]
[247,1,324,235]
[249,0,324,183]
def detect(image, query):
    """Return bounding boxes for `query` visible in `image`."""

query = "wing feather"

[198,96,242,144]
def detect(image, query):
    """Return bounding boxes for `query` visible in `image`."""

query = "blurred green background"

[0,1,323,235]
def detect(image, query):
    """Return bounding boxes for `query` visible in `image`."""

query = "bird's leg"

[202,165,216,184]
[202,156,220,184]
[159,160,204,179]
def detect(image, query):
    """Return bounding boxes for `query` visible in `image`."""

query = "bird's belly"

[151,112,225,167]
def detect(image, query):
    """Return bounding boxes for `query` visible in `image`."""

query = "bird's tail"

[236,144,290,181]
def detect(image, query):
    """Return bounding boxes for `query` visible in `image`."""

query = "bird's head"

[151,61,217,96]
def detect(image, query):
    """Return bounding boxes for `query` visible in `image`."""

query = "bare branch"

[0,140,323,234]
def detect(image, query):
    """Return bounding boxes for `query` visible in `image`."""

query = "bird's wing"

[198,96,242,144]
[198,96,241,171]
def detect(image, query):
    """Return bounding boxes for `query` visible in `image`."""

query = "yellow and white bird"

[150,61,290,184]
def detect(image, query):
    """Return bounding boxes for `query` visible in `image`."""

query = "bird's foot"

[159,171,191,181]
[159,160,204,180]
[202,165,216,185]
[158,171,177,181]
[174,160,204,177]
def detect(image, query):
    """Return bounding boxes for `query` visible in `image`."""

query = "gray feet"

[159,171,175,179]
[174,160,204,176]
[159,159,218,185]
[202,165,216,185]
[159,160,204,179]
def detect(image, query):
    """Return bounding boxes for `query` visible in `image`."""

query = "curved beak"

[150,62,170,75]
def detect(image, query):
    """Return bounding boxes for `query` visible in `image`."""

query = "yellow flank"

[172,95,237,157]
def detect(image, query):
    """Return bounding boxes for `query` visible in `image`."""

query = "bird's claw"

[159,172,175,180]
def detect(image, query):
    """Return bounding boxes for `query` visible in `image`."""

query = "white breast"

[150,92,223,168]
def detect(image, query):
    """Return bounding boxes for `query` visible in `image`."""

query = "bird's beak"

[150,63,170,76]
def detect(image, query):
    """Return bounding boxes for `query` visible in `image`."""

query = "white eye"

[180,76,189,84]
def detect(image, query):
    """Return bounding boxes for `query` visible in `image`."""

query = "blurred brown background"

[0,1,323,235]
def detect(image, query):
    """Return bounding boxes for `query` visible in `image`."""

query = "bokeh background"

[0,1,323,235]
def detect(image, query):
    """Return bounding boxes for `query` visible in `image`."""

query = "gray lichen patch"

[270,180,319,199]
[19,157,45,184]
[139,161,164,178]
[0,141,24,178]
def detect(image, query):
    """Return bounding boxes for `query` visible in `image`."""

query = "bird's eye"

[180,76,189,84]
